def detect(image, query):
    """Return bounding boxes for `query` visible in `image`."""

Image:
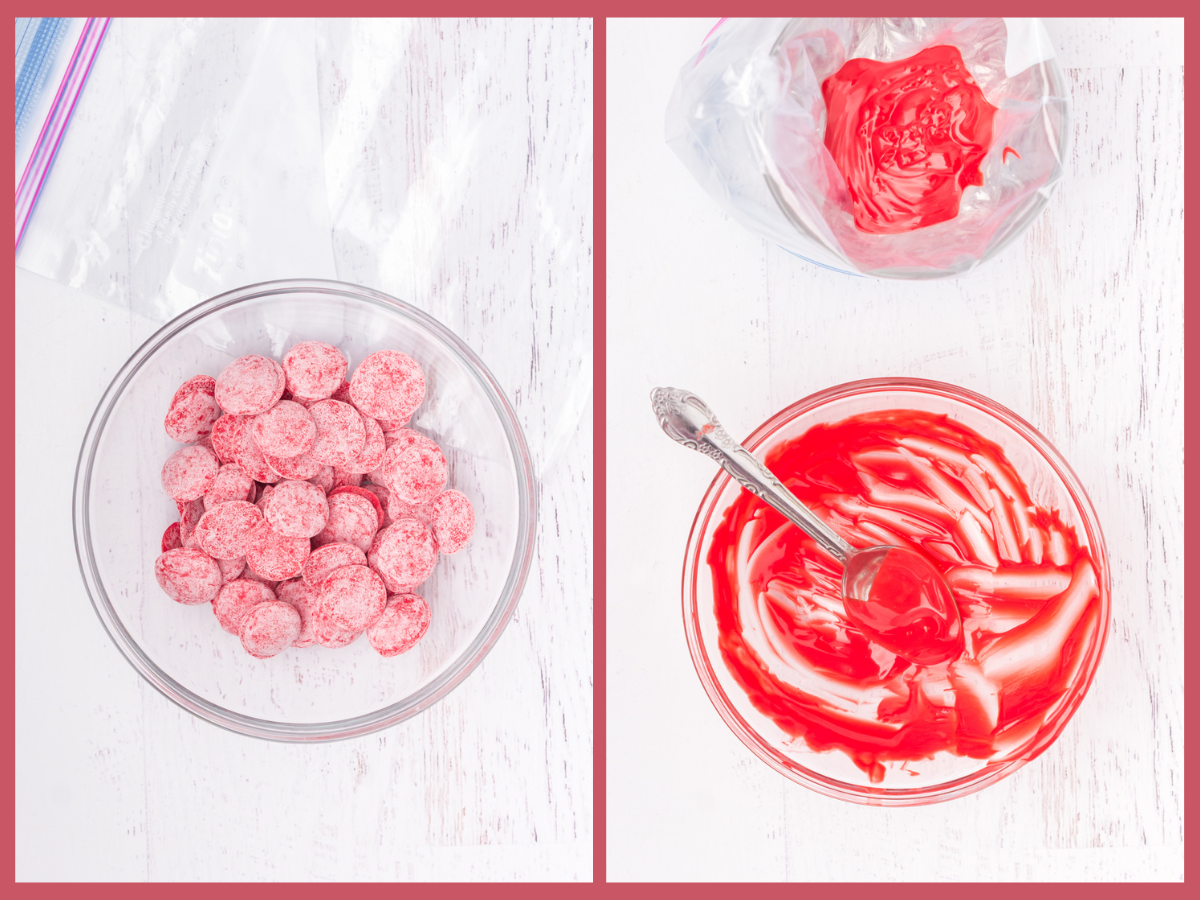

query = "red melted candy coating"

[708,410,1101,782]
[822,45,998,234]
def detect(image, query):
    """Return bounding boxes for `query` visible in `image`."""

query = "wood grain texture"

[16,17,591,882]
[606,17,1181,881]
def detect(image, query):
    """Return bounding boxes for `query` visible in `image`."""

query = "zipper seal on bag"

[15,17,112,252]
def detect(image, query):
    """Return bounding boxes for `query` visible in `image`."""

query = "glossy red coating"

[708,409,1100,782]
[822,45,998,234]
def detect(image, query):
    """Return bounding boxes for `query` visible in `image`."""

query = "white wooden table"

[16,18,592,881]
[606,18,1182,881]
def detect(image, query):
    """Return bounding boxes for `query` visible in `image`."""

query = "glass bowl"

[682,378,1110,804]
[73,279,536,742]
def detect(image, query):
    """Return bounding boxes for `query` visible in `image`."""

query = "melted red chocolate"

[708,410,1101,783]
[822,45,998,234]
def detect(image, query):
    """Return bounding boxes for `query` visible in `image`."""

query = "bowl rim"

[73,277,538,742]
[681,376,1111,804]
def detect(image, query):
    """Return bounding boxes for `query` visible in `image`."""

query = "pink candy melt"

[308,400,366,468]
[265,480,330,539]
[313,492,379,552]
[164,375,222,444]
[161,445,219,501]
[240,600,302,658]
[319,564,388,632]
[252,400,317,459]
[282,341,348,401]
[154,342,465,661]
[155,549,222,604]
[303,542,368,588]
[430,490,475,554]
[350,350,426,421]
[214,578,276,634]
[368,593,432,657]
[215,355,286,415]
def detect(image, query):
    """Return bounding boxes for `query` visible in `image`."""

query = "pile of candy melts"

[153,342,475,660]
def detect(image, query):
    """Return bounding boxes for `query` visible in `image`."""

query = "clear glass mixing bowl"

[682,378,1109,804]
[74,279,536,741]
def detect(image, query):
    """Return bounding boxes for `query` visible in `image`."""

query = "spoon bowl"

[842,545,963,666]
[653,386,962,666]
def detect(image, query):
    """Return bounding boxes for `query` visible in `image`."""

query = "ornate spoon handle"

[651,387,851,562]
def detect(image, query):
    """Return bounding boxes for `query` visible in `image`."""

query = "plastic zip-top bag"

[16,19,337,322]
[666,18,1071,278]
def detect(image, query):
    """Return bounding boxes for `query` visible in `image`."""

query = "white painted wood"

[606,17,1182,882]
[16,17,592,882]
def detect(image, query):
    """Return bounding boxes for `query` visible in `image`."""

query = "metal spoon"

[652,387,963,666]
